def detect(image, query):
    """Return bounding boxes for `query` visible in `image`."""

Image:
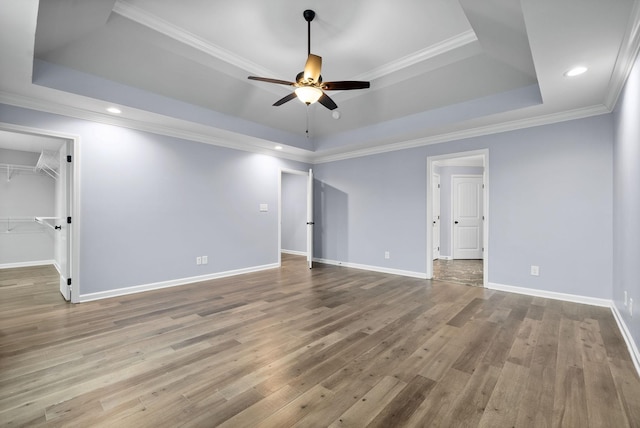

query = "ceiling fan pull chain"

[306,106,310,138]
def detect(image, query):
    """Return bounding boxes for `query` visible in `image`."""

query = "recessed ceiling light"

[274,145,283,150]
[106,107,121,114]
[564,66,588,77]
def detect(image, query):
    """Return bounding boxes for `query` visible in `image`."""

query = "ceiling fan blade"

[303,54,322,83]
[248,76,295,86]
[317,92,338,110]
[273,92,298,106]
[322,81,370,91]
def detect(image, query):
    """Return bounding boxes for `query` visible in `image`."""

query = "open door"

[306,168,314,269]
[58,141,73,300]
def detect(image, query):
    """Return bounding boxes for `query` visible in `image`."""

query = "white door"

[432,173,441,260]
[453,175,483,259]
[306,168,314,269]
[58,141,73,300]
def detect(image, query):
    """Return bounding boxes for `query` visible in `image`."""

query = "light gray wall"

[0,104,614,302]
[314,114,613,299]
[0,105,310,295]
[437,166,484,258]
[0,148,55,265]
[613,50,640,350]
[281,172,307,253]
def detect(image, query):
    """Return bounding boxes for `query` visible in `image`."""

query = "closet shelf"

[1,163,37,182]
[34,217,61,231]
[1,217,60,233]
[36,151,60,180]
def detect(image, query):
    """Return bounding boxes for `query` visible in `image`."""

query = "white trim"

[281,249,307,257]
[314,258,427,279]
[0,92,314,164]
[486,282,611,307]
[438,255,454,261]
[79,263,279,302]
[604,0,640,109]
[278,168,311,267]
[427,149,488,284]
[611,304,640,377]
[313,105,609,164]
[1,92,608,167]
[0,260,55,270]
[354,30,477,81]
[112,1,275,78]
[0,122,82,303]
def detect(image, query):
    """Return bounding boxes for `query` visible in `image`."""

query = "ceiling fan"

[248,9,370,111]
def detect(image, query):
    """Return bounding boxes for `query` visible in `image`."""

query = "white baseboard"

[438,255,454,260]
[0,260,55,270]
[611,304,640,377]
[79,263,280,302]
[486,282,611,307]
[281,249,307,257]
[314,258,427,279]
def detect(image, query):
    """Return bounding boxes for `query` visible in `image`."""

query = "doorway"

[279,168,314,269]
[427,150,488,287]
[0,124,79,302]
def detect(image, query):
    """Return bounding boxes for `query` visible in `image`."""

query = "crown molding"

[111,0,275,77]
[354,30,478,81]
[605,0,640,109]
[113,1,477,85]
[1,89,611,166]
[312,104,610,164]
[0,91,314,164]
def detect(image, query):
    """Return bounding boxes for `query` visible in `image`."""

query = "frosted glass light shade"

[295,86,323,105]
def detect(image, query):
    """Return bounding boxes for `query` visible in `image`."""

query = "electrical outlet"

[530,265,539,276]
[624,291,628,306]
[196,256,202,265]
[630,298,633,317]
[202,255,208,265]
[384,251,390,259]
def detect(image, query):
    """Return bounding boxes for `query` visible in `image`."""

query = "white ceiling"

[0,0,639,162]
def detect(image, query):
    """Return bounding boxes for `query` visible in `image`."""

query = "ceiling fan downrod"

[303,9,315,57]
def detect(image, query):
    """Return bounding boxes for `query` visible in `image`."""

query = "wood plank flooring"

[1,255,639,427]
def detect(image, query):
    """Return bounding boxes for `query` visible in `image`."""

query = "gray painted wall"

[0,105,310,294]
[314,115,613,299]
[0,103,615,303]
[281,172,307,254]
[613,50,640,351]
[436,166,484,258]
[0,148,55,265]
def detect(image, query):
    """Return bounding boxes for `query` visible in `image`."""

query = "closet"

[0,148,61,268]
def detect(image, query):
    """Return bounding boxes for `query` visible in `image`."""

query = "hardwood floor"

[433,259,483,287]
[1,255,639,427]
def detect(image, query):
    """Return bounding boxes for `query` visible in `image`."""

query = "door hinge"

[438,184,441,188]
[67,155,72,162]
[67,217,72,224]
[482,184,485,189]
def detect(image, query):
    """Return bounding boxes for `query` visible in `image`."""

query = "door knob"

[454,221,459,224]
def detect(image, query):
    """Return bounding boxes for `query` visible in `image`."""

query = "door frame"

[432,172,441,260]
[278,168,312,267]
[426,149,488,286]
[0,122,81,303]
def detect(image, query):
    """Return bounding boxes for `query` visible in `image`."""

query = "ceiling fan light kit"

[248,9,370,111]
